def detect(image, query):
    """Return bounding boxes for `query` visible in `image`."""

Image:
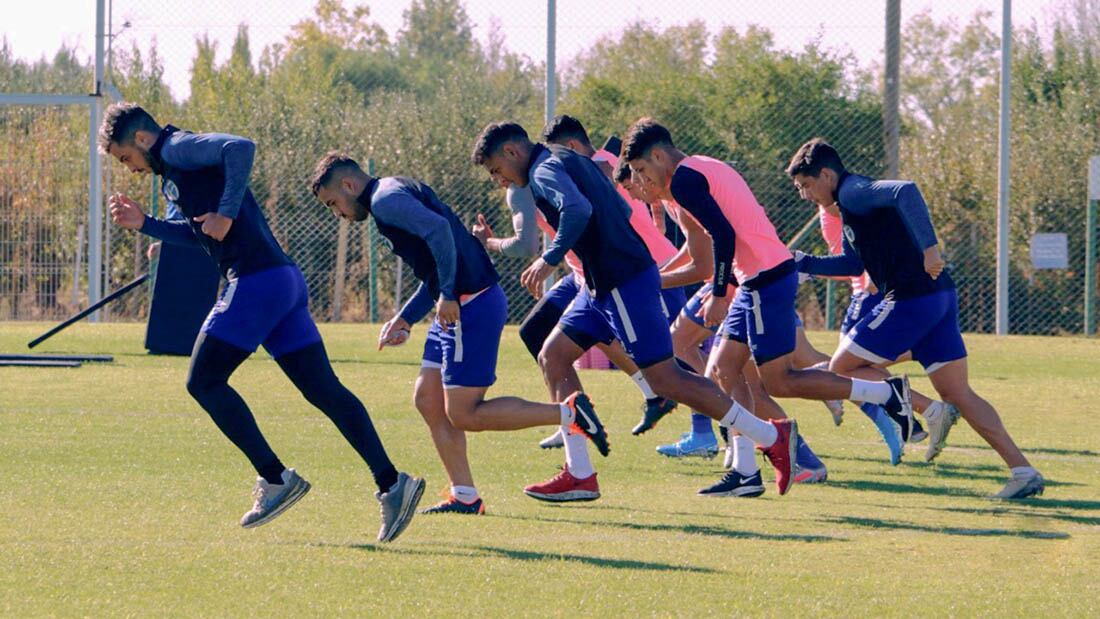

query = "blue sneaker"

[697,469,765,497]
[657,432,719,459]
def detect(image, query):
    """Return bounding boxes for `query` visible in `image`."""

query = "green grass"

[2,322,1098,617]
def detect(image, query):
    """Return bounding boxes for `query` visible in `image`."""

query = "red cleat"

[523,467,600,502]
[758,419,799,495]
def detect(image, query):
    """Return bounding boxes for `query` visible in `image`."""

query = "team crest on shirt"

[163,180,180,202]
[843,225,856,244]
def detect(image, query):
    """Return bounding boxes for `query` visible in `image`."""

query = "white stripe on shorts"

[453,321,464,362]
[867,299,895,330]
[610,288,638,343]
[838,333,891,364]
[659,293,670,320]
[750,290,765,335]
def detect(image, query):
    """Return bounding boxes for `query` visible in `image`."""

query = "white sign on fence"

[1091,156,1100,201]
[1030,233,1069,269]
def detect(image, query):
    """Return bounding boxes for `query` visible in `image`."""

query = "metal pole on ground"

[1086,156,1099,336]
[995,0,1012,335]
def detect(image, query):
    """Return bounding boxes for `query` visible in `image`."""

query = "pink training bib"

[594,149,678,266]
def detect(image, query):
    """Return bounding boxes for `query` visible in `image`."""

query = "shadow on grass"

[930,505,1100,526]
[312,542,719,573]
[499,513,844,543]
[946,444,1099,458]
[826,478,985,498]
[821,515,1070,539]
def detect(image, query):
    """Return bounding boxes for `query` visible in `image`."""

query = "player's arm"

[484,185,540,257]
[669,167,735,297]
[398,281,436,325]
[109,193,199,247]
[160,132,256,219]
[372,190,459,323]
[796,234,865,277]
[659,211,713,288]
[842,178,944,278]
[650,201,667,234]
[534,159,593,267]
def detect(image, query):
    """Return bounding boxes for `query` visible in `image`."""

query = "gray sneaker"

[990,473,1045,500]
[240,469,311,528]
[824,400,844,426]
[539,428,564,449]
[376,472,426,542]
[924,402,960,462]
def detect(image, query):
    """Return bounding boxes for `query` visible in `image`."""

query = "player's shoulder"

[837,173,876,201]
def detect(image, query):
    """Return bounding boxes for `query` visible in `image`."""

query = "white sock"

[1011,466,1038,480]
[559,402,574,426]
[923,400,943,422]
[631,371,658,400]
[452,485,479,503]
[849,378,893,405]
[719,402,778,447]
[733,435,759,476]
[563,426,595,479]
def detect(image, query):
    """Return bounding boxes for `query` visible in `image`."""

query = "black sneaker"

[697,469,766,498]
[420,495,485,515]
[565,391,610,457]
[631,397,678,435]
[882,376,915,441]
[909,419,929,444]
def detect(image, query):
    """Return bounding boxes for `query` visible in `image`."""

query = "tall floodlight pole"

[89,0,106,320]
[995,0,1012,335]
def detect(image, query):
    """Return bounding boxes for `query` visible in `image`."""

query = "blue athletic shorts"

[558,285,616,351]
[421,284,507,388]
[659,286,688,326]
[680,283,718,332]
[840,290,885,337]
[720,271,799,364]
[592,265,675,368]
[544,272,582,311]
[842,288,967,372]
[201,264,322,358]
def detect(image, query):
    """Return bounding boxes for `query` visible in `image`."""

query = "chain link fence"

[2,0,1098,335]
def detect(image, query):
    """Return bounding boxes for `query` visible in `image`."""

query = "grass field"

[1,322,1098,617]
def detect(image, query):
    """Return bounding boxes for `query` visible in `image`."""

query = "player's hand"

[521,257,554,298]
[193,212,234,241]
[436,298,460,328]
[701,286,731,328]
[108,193,146,230]
[923,246,945,280]
[472,213,495,246]
[378,316,412,351]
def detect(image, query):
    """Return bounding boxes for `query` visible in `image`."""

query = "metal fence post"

[542,0,557,296]
[87,0,106,321]
[367,158,378,323]
[1086,156,1099,336]
[332,219,348,321]
[884,0,901,179]
[995,0,1012,335]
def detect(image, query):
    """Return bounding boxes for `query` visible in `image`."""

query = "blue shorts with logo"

[659,286,688,326]
[720,271,799,365]
[842,288,967,372]
[544,272,582,311]
[559,265,674,368]
[201,264,322,358]
[840,290,885,337]
[681,282,801,334]
[421,284,507,388]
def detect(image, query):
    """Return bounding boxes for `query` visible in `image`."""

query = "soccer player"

[101,103,423,542]
[786,138,1044,499]
[473,121,801,497]
[622,118,912,496]
[309,152,610,513]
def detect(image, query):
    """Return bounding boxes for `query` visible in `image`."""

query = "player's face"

[316,181,367,222]
[482,148,527,189]
[792,172,834,206]
[629,152,670,195]
[620,176,646,201]
[108,142,153,174]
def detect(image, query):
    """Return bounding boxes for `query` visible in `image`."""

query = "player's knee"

[446,409,481,432]
[519,321,542,360]
[185,370,219,402]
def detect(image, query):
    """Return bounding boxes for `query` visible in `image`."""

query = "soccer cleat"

[523,467,600,502]
[870,407,905,466]
[656,432,719,459]
[882,376,915,441]
[631,397,678,435]
[539,428,564,449]
[758,419,799,496]
[990,473,1045,500]
[824,399,845,426]
[910,420,929,443]
[420,494,485,515]
[376,472,426,542]
[564,392,610,457]
[793,463,828,484]
[722,444,735,469]
[697,469,765,498]
[240,468,311,529]
[924,402,960,462]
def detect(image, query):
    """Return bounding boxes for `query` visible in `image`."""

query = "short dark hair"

[786,138,846,178]
[622,118,674,162]
[310,151,362,196]
[471,122,529,165]
[613,158,632,183]
[97,102,160,152]
[541,114,590,146]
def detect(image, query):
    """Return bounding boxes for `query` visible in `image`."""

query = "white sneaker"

[924,402,960,462]
[539,428,564,449]
[240,468,311,528]
[990,473,1045,500]
[823,400,844,426]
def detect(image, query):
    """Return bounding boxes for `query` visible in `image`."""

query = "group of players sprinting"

[100,101,1045,544]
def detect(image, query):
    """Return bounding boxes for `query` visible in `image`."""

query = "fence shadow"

[820,515,1070,540]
